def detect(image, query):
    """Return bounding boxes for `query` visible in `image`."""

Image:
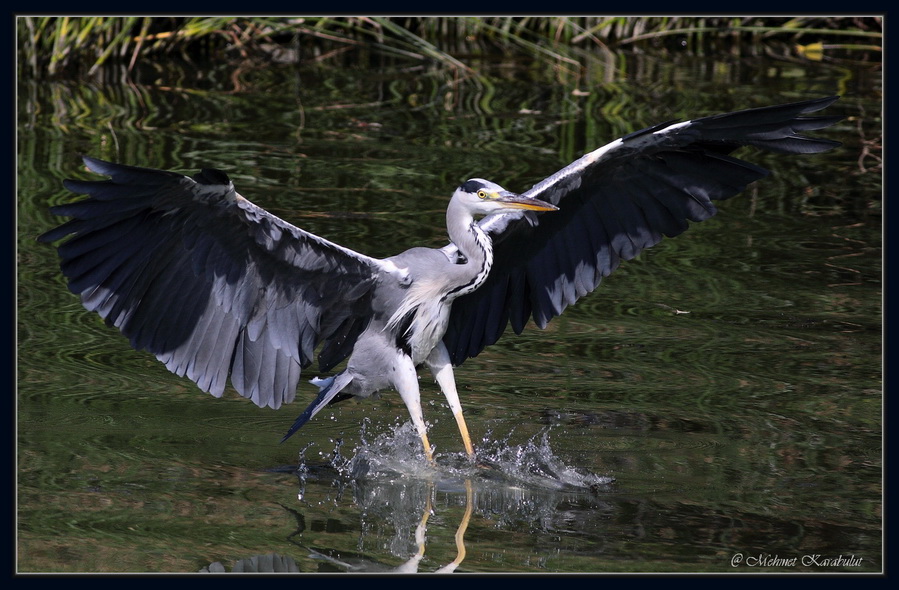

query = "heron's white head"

[453,179,557,217]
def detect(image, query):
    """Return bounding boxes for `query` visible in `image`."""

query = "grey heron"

[38,96,841,462]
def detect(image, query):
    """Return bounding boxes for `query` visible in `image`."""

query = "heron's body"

[38,96,842,462]
[279,180,545,455]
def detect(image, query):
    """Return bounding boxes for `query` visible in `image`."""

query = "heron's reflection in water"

[200,425,612,573]
[435,479,474,574]
[302,478,474,573]
[288,423,613,573]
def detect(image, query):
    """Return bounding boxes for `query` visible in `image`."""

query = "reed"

[17,16,882,77]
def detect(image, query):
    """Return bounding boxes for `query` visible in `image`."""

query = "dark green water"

[17,51,881,573]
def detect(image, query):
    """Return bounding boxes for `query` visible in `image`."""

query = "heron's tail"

[281,373,354,443]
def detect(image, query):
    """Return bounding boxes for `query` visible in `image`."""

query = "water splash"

[293,420,613,493]
[344,421,438,480]
[475,430,615,492]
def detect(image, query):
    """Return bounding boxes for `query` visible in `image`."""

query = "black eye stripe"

[459,179,487,193]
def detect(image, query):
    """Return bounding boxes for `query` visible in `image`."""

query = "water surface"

[17,50,881,573]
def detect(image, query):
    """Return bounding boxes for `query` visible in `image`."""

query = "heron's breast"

[407,300,452,365]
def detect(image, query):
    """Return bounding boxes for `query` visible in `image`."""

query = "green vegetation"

[18,16,882,78]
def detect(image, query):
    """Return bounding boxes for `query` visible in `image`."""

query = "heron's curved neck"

[443,197,493,301]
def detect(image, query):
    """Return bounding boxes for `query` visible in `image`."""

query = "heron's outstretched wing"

[443,96,842,365]
[39,157,391,409]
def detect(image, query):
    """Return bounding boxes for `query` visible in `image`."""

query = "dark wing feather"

[39,156,389,409]
[444,96,842,365]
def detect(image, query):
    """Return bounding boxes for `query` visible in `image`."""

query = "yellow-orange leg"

[393,354,437,463]
[427,342,476,460]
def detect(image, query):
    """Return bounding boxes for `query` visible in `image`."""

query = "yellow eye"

[477,190,487,199]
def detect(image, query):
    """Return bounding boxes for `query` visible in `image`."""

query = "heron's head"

[453,179,557,216]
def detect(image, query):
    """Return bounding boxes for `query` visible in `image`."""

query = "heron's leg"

[426,342,476,459]
[392,354,435,463]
